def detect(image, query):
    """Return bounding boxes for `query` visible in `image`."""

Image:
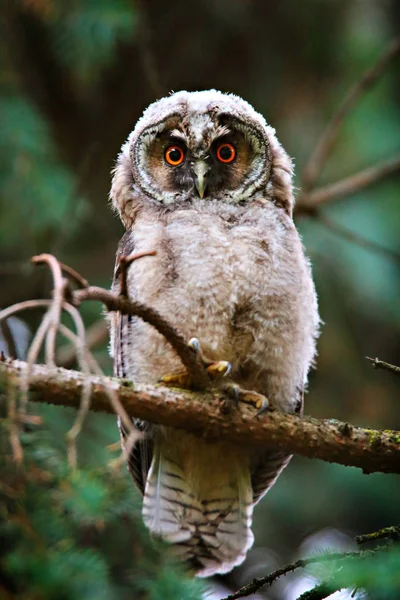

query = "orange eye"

[165,145,185,166]
[216,143,236,163]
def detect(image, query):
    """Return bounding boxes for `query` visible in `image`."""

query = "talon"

[207,360,232,379]
[255,396,269,416]
[223,384,269,415]
[188,337,200,353]
[187,337,232,380]
[229,384,240,407]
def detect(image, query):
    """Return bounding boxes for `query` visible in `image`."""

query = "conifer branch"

[1,359,399,476]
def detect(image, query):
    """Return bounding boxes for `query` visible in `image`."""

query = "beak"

[192,161,209,199]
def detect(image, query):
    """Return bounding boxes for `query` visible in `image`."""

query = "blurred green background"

[0,1,399,599]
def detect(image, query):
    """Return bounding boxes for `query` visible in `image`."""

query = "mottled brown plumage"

[109,90,319,577]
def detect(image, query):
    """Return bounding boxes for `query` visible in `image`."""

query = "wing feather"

[113,232,154,496]
[251,387,304,503]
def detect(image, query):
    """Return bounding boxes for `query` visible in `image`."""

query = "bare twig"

[58,323,136,439]
[7,378,23,464]
[0,299,52,322]
[57,319,108,368]
[223,552,360,600]
[21,309,54,410]
[118,250,157,298]
[315,213,400,263]
[0,299,53,449]
[73,285,208,389]
[356,525,400,545]
[32,254,65,367]
[224,546,390,600]
[301,37,400,192]
[61,302,92,468]
[1,359,399,475]
[58,262,89,289]
[297,155,400,213]
[366,356,400,376]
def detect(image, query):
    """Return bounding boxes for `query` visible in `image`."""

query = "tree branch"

[0,359,399,475]
[296,154,400,214]
[57,319,108,368]
[223,553,359,600]
[367,356,400,376]
[72,285,208,389]
[224,545,390,600]
[300,37,400,192]
[356,524,400,545]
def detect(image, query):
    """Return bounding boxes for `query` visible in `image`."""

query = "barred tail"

[142,442,254,577]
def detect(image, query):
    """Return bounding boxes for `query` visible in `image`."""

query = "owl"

[110,90,319,578]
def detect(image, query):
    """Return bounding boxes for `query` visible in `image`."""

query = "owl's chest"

[130,213,272,307]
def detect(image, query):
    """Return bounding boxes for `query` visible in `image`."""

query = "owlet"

[110,90,319,577]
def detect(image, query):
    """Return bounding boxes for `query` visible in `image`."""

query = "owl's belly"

[124,210,317,410]
[127,217,250,363]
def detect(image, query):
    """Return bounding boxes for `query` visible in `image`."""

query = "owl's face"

[135,109,270,205]
[112,90,294,223]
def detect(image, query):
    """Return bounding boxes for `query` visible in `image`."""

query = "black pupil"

[168,147,182,162]
[220,145,233,160]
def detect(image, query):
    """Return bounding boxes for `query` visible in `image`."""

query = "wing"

[251,386,304,504]
[113,232,154,496]
[251,451,292,504]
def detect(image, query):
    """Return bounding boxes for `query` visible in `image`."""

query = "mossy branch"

[1,359,399,476]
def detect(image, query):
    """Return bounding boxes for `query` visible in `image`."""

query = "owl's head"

[111,90,294,227]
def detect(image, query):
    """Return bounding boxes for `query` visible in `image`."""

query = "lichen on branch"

[1,359,399,475]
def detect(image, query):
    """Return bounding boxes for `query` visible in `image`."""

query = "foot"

[159,337,231,389]
[223,383,269,416]
[188,337,231,379]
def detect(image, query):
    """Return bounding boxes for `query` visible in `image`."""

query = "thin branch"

[6,378,23,464]
[224,546,389,600]
[1,359,399,475]
[58,262,89,289]
[296,580,343,600]
[20,309,54,412]
[366,356,400,376]
[297,155,400,213]
[73,286,208,389]
[118,250,157,298]
[315,213,400,263]
[356,525,400,545]
[223,552,359,600]
[57,319,108,368]
[32,254,64,367]
[61,303,92,469]
[301,37,400,192]
[58,323,137,440]
[0,299,52,322]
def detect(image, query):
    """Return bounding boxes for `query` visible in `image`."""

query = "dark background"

[1,2,399,599]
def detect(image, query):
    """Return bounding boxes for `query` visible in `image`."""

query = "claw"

[222,383,269,416]
[161,337,233,391]
[240,390,269,415]
[255,396,269,416]
[188,337,201,353]
[188,337,231,380]
[207,360,232,378]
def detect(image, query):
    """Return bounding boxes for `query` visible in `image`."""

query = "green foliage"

[0,96,87,250]
[50,0,137,83]
[0,422,204,600]
[303,546,400,600]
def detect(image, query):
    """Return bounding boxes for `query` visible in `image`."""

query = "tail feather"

[142,442,254,577]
